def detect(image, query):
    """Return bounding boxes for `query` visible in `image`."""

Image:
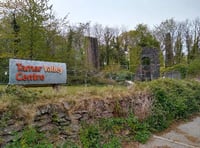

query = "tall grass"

[0,85,128,109]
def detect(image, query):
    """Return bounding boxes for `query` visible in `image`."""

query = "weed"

[4,85,40,104]
[100,114,151,144]
[80,124,101,148]
[5,126,53,148]
[102,136,121,148]
[60,140,79,148]
[0,111,12,128]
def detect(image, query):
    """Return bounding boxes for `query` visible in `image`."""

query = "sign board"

[9,59,67,85]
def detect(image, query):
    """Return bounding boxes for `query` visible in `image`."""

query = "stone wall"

[0,91,152,147]
[164,71,181,79]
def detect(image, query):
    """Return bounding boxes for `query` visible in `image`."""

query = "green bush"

[105,70,133,82]
[102,136,121,148]
[161,64,187,78]
[146,79,200,131]
[100,114,151,144]
[80,125,101,148]
[187,59,200,77]
[79,114,151,147]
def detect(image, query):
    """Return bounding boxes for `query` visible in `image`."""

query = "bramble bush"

[146,79,200,131]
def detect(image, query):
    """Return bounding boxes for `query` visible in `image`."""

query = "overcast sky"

[50,0,200,29]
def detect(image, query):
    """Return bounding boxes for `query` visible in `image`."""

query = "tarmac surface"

[124,114,200,148]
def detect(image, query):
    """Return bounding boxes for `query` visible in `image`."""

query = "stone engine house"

[135,48,160,81]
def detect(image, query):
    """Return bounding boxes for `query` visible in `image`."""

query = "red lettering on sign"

[16,72,45,81]
[16,63,42,72]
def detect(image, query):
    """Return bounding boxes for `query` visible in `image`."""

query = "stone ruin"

[85,37,99,70]
[135,47,160,81]
[164,71,181,79]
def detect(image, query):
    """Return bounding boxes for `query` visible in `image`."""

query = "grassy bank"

[1,79,200,147]
[0,85,127,109]
[75,79,200,147]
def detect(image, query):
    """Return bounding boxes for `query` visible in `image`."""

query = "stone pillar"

[85,37,100,70]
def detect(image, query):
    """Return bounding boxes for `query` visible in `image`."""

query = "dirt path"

[123,114,200,148]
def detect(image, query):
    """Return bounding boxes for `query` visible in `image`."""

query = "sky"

[49,0,200,30]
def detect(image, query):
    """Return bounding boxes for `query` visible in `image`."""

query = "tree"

[190,18,200,60]
[174,32,183,64]
[103,26,114,66]
[154,18,177,66]
[0,0,53,60]
[128,24,160,72]
[182,19,193,63]
[164,33,174,67]
[0,15,14,58]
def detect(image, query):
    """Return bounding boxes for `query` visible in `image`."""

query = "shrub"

[105,70,133,82]
[80,125,101,148]
[146,79,200,131]
[5,127,53,148]
[161,64,188,78]
[102,136,121,148]
[100,114,151,144]
[187,58,200,77]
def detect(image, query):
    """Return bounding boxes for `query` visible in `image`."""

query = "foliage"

[100,114,151,144]
[0,0,200,80]
[0,0,54,60]
[5,127,53,148]
[161,58,200,79]
[80,124,101,148]
[187,58,200,77]
[61,140,79,148]
[79,114,150,147]
[164,33,174,67]
[0,111,12,129]
[161,64,188,78]
[105,70,133,82]
[146,79,200,131]
[1,78,200,147]
[4,85,40,104]
[102,136,121,148]
[0,58,9,84]
[129,46,141,72]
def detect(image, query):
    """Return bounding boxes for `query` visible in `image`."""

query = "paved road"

[124,114,200,148]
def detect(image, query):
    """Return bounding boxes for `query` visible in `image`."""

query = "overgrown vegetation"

[187,58,200,77]
[78,79,200,147]
[1,78,200,147]
[78,114,150,148]
[0,85,127,107]
[161,58,200,79]
[146,79,200,131]
[5,127,53,148]
[1,0,200,86]
[0,0,200,147]
[4,85,40,103]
